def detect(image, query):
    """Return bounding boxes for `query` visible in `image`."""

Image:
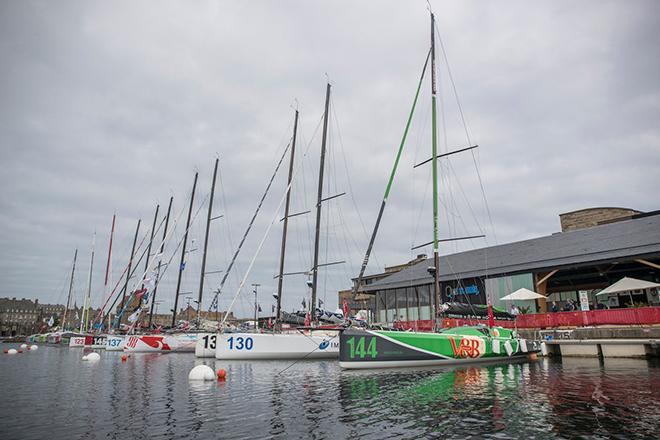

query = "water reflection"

[0,346,658,440]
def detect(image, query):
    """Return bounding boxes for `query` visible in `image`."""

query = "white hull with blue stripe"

[215,331,339,360]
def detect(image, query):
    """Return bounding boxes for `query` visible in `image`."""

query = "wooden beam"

[536,269,559,287]
[635,259,660,270]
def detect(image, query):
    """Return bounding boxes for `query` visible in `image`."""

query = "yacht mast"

[121,219,141,325]
[172,172,198,327]
[311,83,331,326]
[430,13,441,327]
[149,196,173,327]
[81,233,95,332]
[276,110,298,323]
[197,158,219,321]
[62,249,77,331]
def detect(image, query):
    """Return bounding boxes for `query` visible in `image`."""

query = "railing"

[391,306,660,331]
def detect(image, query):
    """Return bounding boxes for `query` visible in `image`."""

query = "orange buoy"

[121,354,128,362]
[217,368,227,381]
[3,348,8,354]
[17,349,23,353]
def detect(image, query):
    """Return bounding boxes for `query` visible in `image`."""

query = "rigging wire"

[208,140,292,314]
[221,109,324,325]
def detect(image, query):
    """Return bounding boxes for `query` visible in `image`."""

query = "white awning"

[596,277,660,296]
[500,288,546,301]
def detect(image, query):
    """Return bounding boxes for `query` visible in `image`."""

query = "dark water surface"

[1,344,659,439]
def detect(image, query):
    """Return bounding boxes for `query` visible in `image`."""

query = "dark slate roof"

[363,212,660,292]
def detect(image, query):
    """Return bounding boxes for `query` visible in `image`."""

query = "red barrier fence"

[392,306,660,331]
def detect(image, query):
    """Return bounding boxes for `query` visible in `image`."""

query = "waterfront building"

[337,254,427,315]
[0,298,66,336]
[356,207,660,326]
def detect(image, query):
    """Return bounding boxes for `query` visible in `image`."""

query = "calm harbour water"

[1,344,659,439]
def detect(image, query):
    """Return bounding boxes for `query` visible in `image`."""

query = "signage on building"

[578,290,590,311]
[450,285,480,298]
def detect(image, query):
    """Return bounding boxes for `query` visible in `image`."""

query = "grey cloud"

[1,0,658,318]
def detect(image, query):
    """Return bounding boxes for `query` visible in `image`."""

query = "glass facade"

[485,273,536,312]
[373,284,433,324]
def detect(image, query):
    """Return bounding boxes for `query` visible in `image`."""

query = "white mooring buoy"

[188,365,215,381]
[20,343,27,349]
[30,345,38,351]
[84,352,101,362]
[8,348,18,355]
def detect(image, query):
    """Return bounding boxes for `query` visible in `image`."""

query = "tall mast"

[430,13,441,325]
[351,50,431,301]
[104,214,116,288]
[144,204,160,284]
[311,83,331,326]
[172,172,198,327]
[121,219,141,324]
[81,233,95,333]
[197,158,219,321]
[62,249,77,331]
[149,196,173,327]
[101,214,116,331]
[276,110,298,322]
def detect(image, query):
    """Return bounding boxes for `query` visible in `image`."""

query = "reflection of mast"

[62,249,77,331]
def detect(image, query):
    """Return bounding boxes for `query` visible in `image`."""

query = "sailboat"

[123,174,201,353]
[68,233,107,348]
[339,13,540,369]
[210,88,341,360]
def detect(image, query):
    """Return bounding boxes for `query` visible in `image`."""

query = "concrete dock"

[520,327,660,358]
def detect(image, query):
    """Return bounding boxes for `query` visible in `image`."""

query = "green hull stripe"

[375,329,520,359]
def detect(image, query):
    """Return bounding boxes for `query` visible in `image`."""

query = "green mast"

[430,13,441,327]
[351,49,431,301]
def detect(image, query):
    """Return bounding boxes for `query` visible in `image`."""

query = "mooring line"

[275,333,340,376]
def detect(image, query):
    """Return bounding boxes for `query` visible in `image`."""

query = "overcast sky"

[1,1,659,318]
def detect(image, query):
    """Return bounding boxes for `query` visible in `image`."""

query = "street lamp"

[252,283,261,331]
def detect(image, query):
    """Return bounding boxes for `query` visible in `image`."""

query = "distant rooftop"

[363,209,660,292]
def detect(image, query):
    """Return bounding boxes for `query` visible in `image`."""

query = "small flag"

[343,299,349,318]
[318,299,324,308]
[180,261,186,271]
[271,304,275,313]
[304,312,311,327]
[127,309,141,323]
[134,288,147,301]
[268,317,272,328]
[144,276,156,290]
[47,316,54,327]
[75,312,79,321]
[487,303,495,328]
[258,305,262,312]
[302,298,306,309]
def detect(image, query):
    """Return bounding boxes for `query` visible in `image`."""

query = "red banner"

[391,306,660,331]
